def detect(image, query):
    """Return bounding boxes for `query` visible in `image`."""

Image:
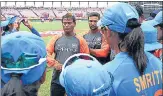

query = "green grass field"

[19,21,89,96]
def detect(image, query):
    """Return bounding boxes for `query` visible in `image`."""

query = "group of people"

[1,2,162,96]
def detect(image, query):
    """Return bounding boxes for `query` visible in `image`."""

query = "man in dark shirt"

[83,12,110,64]
[46,13,89,96]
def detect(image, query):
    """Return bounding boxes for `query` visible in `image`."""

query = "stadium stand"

[67,7,85,19]
[53,8,67,19]
[32,7,55,18]
[1,7,20,17]
[129,1,162,18]
[1,1,162,20]
[86,8,102,17]
[16,7,38,18]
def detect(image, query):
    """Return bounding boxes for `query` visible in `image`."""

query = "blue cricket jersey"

[104,52,162,96]
[2,27,40,37]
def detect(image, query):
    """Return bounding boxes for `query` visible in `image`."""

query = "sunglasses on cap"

[2,53,41,69]
[100,25,108,30]
[62,53,99,70]
[100,24,113,31]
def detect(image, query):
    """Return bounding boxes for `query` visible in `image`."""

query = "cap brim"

[145,42,162,51]
[1,20,9,27]
[1,58,46,84]
[146,16,154,21]
[145,20,159,27]
[59,70,65,87]
[9,16,18,24]
[1,16,18,27]
[97,20,102,27]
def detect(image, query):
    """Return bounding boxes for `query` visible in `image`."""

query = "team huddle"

[1,2,162,96]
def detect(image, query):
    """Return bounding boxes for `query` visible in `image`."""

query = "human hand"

[22,19,32,29]
[54,63,62,71]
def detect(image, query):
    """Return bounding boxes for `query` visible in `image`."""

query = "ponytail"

[3,26,9,32]
[118,18,147,75]
[1,74,26,96]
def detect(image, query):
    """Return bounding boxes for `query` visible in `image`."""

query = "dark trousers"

[50,83,65,96]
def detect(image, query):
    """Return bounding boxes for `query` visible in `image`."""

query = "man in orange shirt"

[46,13,89,96]
[83,12,110,64]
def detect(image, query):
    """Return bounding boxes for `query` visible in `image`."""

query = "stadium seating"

[53,8,67,19]
[1,8,20,17]
[32,8,55,18]
[1,2,162,20]
[17,8,38,18]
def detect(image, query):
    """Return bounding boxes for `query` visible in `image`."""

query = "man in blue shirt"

[98,3,162,96]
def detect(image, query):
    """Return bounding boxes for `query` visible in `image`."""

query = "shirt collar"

[115,52,129,58]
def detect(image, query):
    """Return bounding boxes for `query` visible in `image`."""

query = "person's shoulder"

[47,34,63,45]
[51,34,62,40]
[103,60,120,74]
[75,34,87,41]
[145,51,162,68]
[146,51,159,60]
[81,30,90,37]
[104,52,132,74]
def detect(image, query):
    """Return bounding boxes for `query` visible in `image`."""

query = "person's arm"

[28,25,41,37]
[22,19,41,37]
[46,35,62,70]
[77,35,90,54]
[90,35,110,57]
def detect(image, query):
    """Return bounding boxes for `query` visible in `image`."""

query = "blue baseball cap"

[60,53,113,96]
[146,9,162,21]
[146,16,154,21]
[1,32,47,85]
[0,16,18,27]
[144,11,162,27]
[97,2,139,33]
[141,23,162,51]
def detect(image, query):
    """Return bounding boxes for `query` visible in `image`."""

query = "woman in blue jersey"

[1,16,40,37]
[98,3,162,96]
[1,16,43,96]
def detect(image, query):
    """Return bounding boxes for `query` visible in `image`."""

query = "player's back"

[104,52,162,96]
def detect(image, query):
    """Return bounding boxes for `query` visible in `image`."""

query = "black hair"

[118,18,147,75]
[88,12,100,20]
[156,22,163,28]
[1,74,27,96]
[62,13,76,23]
[134,4,144,17]
[3,25,10,32]
[150,13,157,18]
